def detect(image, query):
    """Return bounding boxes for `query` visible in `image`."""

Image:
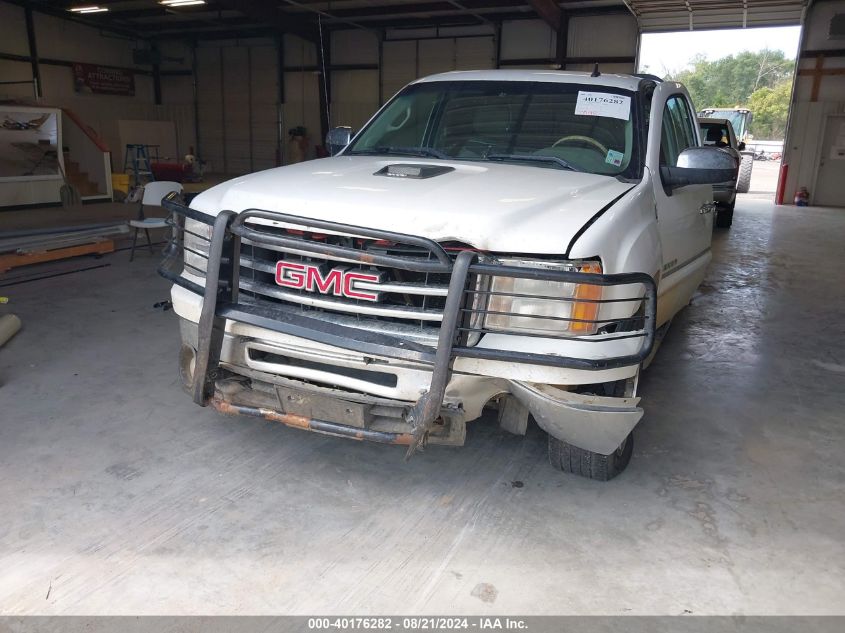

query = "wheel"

[548,432,634,481]
[715,202,734,228]
[736,155,753,193]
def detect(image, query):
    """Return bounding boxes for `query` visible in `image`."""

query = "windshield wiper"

[349,146,449,159]
[485,153,581,172]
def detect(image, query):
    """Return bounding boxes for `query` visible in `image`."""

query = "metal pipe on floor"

[0,314,21,347]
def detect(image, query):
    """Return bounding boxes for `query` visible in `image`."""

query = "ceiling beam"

[318,0,528,20]
[526,0,562,31]
[215,0,319,41]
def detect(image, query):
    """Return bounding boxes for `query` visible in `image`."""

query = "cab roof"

[412,69,644,92]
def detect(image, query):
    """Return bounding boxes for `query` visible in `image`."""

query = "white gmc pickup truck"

[160,70,735,480]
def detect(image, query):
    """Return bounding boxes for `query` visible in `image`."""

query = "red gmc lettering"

[275,261,380,302]
[306,267,342,295]
[275,261,307,288]
[343,271,381,301]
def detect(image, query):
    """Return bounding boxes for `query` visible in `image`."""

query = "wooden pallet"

[0,239,115,273]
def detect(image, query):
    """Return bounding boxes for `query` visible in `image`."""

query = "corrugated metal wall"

[380,30,496,103]
[196,39,281,174]
[330,30,379,130]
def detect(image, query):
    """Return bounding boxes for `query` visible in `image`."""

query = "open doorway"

[639,26,800,199]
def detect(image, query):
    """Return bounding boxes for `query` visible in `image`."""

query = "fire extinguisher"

[794,187,809,206]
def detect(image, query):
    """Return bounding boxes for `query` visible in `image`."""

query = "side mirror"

[737,141,746,151]
[326,126,353,156]
[661,147,738,190]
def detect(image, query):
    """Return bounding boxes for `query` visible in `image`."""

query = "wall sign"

[72,63,135,96]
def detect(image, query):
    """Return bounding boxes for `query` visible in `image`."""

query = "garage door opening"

[639,26,800,198]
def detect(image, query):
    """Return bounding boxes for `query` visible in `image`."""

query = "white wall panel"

[0,60,37,99]
[196,46,224,173]
[224,46,251,174]
[568,14,638,64]
[0,1,29,56]
[781,0,845,206]
[251,45,281,170]
[331,70,379,130]
[161,75,193,105]
[285,34,317,68]
[331,30,378,65]
[418,39,455,76]
[500,20,556,61]
[382,40,417,102]
[284,71,321,162]
[455,37,496,70]
[34,13,137,68]
[378,36,494,103]
[196,41,281,174]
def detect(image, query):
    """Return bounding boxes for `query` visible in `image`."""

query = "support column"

[24,7,41,98]
[556,14,569,70]
[192,41,201,161]
[276,36,285,166]
[152,43,162,105]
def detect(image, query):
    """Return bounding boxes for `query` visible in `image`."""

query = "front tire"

[715,201,734,228]
[548,432,634,481]
[736,155,753,193]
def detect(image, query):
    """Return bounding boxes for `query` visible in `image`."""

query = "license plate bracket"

[275,386,372,428]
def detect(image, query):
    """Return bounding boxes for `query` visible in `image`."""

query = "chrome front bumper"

[178,316,643,455]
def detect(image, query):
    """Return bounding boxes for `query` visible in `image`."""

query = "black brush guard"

[158,194,657,454]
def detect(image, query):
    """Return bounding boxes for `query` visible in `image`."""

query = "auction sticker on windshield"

[574,92,631,120]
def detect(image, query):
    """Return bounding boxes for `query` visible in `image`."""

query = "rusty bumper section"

[212,399,416,445]
[209,377,466,448]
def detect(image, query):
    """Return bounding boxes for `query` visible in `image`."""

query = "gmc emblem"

[275,261,383,302]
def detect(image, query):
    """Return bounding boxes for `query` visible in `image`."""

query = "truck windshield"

[345,80,642,179]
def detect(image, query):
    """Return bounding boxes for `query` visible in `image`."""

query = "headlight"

[183,217,212,278]
[481,259,602,335]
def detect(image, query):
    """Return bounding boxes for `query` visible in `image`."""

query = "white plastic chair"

[129,181,183,262]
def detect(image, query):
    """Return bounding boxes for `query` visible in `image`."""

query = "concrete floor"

[1,196,844,615]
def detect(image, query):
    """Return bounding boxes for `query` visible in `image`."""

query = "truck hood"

[190,156,634,253]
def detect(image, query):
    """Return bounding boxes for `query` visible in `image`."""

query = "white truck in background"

[160,70,735,480]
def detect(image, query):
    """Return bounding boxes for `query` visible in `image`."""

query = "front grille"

[237,223,461,335]
[160,199,658,378]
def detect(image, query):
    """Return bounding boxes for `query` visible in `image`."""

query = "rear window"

[700,122,730,147]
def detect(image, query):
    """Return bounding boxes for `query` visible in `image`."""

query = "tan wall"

[0,2,195,171]
[783,0,845,206]
[1,0,639,176]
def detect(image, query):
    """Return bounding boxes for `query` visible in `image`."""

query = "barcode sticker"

[574,92,631,120]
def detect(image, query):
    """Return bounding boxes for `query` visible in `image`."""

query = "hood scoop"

[374,163,454,179]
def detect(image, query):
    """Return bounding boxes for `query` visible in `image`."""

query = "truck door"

[648,86,713,324]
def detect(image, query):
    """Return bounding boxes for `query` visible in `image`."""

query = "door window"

[660,95,698,167]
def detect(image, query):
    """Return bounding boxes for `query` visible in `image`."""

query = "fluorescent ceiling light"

[69,5,109,12]
[160,0,207,6]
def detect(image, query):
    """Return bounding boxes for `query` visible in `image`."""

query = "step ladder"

[123,144,156,186]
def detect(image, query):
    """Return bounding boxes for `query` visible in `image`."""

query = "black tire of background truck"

[715,202,734,228]
[548,432,634,481]
[736,155,753,193]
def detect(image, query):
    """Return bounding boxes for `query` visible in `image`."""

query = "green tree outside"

[746,81,793,138]
[644,49,795,140]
